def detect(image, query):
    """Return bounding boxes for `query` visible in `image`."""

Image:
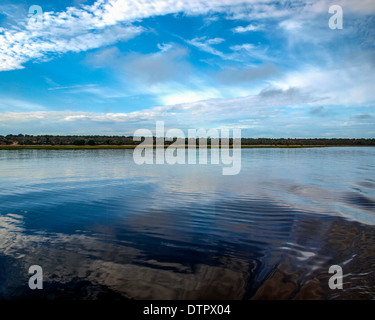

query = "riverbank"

[0,144,372,150]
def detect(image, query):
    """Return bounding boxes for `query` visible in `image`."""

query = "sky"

[0,0,374,137]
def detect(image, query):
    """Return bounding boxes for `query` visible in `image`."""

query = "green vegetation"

[0,134,374,149]
[0,145,137,150]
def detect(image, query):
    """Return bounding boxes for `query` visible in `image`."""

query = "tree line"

[1,134,375,146]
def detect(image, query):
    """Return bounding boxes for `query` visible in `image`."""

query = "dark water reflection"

[0,148,374,299]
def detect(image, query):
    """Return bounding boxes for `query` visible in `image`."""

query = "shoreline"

[0,145,374,150]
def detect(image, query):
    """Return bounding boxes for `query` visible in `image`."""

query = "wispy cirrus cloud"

[229,43,276,63]
[186,37,276,64]
[232,23,263,33]
[186,36,227,59]
[0,97,46,112]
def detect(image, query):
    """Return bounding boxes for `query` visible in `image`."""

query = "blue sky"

[0,0,374,137]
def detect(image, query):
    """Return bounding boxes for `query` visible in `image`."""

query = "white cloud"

[85,43,196,103]
[205,37,225,45]
[158,87,223,105]
[0,86,321,128]
[186,37,273,63]
[1,0,374,71]
[272,57,375,106]
[186,36,227,59]
[301,0,375,15]
[0,0,245,71]
[232,24,263,33]
[1,84,373,136]
[0,22,144,71]
[3,0,300,71]
[230,43,275,62]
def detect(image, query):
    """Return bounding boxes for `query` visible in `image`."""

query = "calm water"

[0,147,374,300]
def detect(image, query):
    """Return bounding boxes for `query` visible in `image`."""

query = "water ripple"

[0,148,374,299]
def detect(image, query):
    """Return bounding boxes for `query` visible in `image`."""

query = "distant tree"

[73,139,85,146]
[87,139,96,146]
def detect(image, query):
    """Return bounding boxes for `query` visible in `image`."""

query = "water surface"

[0,147,374,299]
